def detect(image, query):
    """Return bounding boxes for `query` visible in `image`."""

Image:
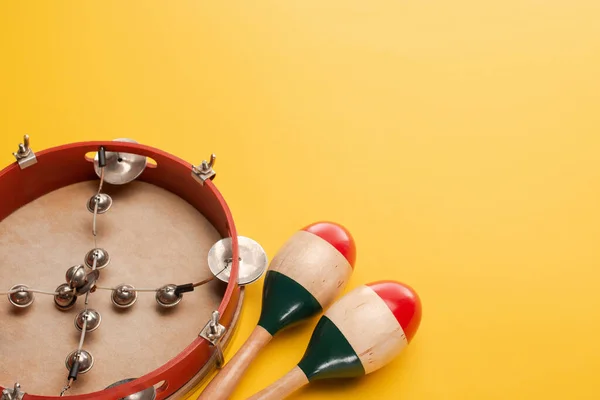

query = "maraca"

[247,281,422,400]
[199,222,356,400]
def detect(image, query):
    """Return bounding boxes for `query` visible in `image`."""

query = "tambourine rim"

[0,140,241,400]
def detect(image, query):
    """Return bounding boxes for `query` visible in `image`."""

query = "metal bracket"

[199,310,226,368]
[191,154,216,185]
[12,135,37,170]
[2,383,24,400]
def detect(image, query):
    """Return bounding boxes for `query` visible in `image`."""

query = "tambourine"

[0,136,267,400]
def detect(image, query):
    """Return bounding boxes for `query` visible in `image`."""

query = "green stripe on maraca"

[297,316,365,380]
[257,270,322,335]
[246,282,422,400]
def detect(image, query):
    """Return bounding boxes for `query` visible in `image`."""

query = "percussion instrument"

[247,280,422,400]
[0,136,268,400]
[199,222,356,400]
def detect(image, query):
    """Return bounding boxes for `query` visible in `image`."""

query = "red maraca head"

[302,222,356,268]
[298,280,422,381]
[257,221,356,336]
[367,280,422,342]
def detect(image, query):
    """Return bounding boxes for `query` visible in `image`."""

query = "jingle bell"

[65,350,94,374]
[112,284,138,308]
[8,284,34,308]
[155,284,182,308]
[84,248,110,270]
[75,309,102,332]
[74,270,100,296]
[87,193,113,214]
[65,265,87,289]
[54,283,77,310]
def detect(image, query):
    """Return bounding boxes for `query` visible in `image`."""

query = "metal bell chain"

[60,147,109,396]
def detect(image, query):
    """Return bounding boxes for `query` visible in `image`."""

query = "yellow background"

[1,1,599,399]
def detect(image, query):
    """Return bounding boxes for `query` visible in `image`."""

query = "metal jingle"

[8,284,34,308]
[93,138,147,185]
[75,309,102,332]
[208,236,268,285]
[111,284,138,308]
[54,283,77,311]
[155,284,182,308]
[75,270,100,296]
[84,248,110,270]
[65,349,94,374]
[105,378,157,400]
[87,193,113,214]
[66,265,87,289]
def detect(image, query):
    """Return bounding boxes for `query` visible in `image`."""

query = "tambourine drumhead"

[0,141,242,399]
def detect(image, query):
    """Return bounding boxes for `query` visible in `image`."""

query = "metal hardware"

[84,248,110,270]
[12,135,37,169]
[111,284,138,308]
[7,284,34,308]
[208,236,268,285]
[59,382,71,397]
[54,283,77,310]
[74,270,100,296]
[87,193,113,215]
[155,284,182,308]
[199,311,226,368]
[66,265,87,289]
[192,154,216,185]
[65,350,94,374]
[2,383,24,400]
[75,309,102,332]
[65,264,86,289]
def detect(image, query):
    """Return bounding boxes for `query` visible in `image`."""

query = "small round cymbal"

[105,378,157,400]
[208,236,268,285]
[93,138,147,185]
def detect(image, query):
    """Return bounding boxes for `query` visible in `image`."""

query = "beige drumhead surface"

[0,181,226,396]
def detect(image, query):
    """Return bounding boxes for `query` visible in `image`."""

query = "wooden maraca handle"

[199,326,272,400]
[246,366,309,400]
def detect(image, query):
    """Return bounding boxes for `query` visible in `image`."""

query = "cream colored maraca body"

[198,222,355,400]
[321,285,408,374]
[247,281,422,400]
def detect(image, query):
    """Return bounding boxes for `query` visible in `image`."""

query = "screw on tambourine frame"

[192,154,216,185]
[199,311,226,368]
[11,135,37,169]
[1,383,24,400]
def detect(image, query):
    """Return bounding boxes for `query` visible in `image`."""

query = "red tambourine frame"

[0,141,241,400]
